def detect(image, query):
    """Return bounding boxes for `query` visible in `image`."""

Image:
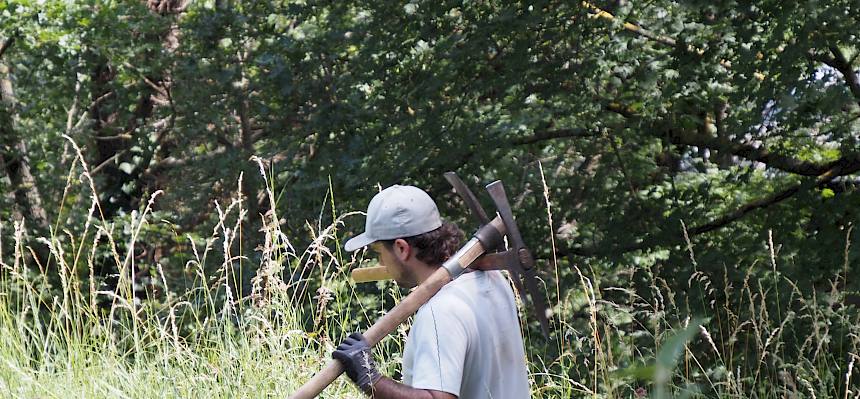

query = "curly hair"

[383,221,465,265]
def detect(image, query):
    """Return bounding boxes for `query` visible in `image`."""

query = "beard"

[390,258,419,289]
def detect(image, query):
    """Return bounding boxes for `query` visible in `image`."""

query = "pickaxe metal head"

[445,172,552,339]
[485,180,552,339]
[444,172,491,226]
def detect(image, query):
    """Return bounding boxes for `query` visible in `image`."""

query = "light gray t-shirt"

[402,270,530,398]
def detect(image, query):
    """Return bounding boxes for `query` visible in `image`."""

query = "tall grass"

[0,148,367,398]
[1,147,858,398]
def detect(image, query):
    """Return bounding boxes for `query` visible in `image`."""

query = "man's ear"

[392,238,411,262]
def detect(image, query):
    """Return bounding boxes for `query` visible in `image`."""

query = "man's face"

[370,242,418,288]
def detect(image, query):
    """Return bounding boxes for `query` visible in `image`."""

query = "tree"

[2,0,859,296]
[1,34,49,234]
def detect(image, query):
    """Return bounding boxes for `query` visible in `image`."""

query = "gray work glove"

[332,332,382,392]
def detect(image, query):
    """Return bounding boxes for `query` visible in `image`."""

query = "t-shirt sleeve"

[407,301,468,396]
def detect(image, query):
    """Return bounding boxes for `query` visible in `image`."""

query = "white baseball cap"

[344,185,443,252]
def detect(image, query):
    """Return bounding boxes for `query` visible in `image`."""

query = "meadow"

[5,1,860,397]
[1,155,857,398]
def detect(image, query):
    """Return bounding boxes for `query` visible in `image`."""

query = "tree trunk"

[1,60,50,232]
[238,83,262,234]
[87,1,184,218]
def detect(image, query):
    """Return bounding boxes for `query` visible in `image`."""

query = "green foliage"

[2,189,859,397]
[3,0,860,397]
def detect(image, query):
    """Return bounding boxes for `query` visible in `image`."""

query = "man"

[334,184,530,399]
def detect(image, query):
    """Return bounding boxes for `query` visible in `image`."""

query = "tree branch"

[828,46,860,105]
[582,2,677,48]
[90,150,126,176]
[144,146,228,175]
[510,128,596,145]
[809,47,860,107]
[562,159,860,257]
[689,160,859,235]
[667,128,853,176]
[581,2,731,69]
[599,96,858,176]
[0,35,15,61]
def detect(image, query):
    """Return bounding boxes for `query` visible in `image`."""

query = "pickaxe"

[291,173,550,399]
[446,172,552,339]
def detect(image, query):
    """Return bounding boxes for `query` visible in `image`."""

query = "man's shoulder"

[415,270,508,320]
[416,285,467,318]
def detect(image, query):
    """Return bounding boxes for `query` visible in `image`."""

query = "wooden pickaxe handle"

[290,217,506,399]
[353,254,514,283]
[351,265,391,282]
[353,255,522,283]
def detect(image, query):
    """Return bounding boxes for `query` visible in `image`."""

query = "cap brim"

[344,233,376,252]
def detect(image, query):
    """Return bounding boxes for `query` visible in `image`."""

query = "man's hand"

[332,332,382,393]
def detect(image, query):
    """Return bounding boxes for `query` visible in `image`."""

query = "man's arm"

[332,333,457,399]
[369,377,456,399]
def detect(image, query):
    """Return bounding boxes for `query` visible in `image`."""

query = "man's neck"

[413,262,442,285]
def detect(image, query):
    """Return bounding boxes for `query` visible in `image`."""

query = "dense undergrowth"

[1,153,858,398]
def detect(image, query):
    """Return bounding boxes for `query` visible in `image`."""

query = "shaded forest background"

[2,0,860,396]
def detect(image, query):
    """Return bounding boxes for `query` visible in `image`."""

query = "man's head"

[345,185,464,288]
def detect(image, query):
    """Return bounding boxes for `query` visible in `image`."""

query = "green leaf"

[615,318,708,386]
[118,162,135,175]
[656,317,706,372]
[614,364,657,380]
